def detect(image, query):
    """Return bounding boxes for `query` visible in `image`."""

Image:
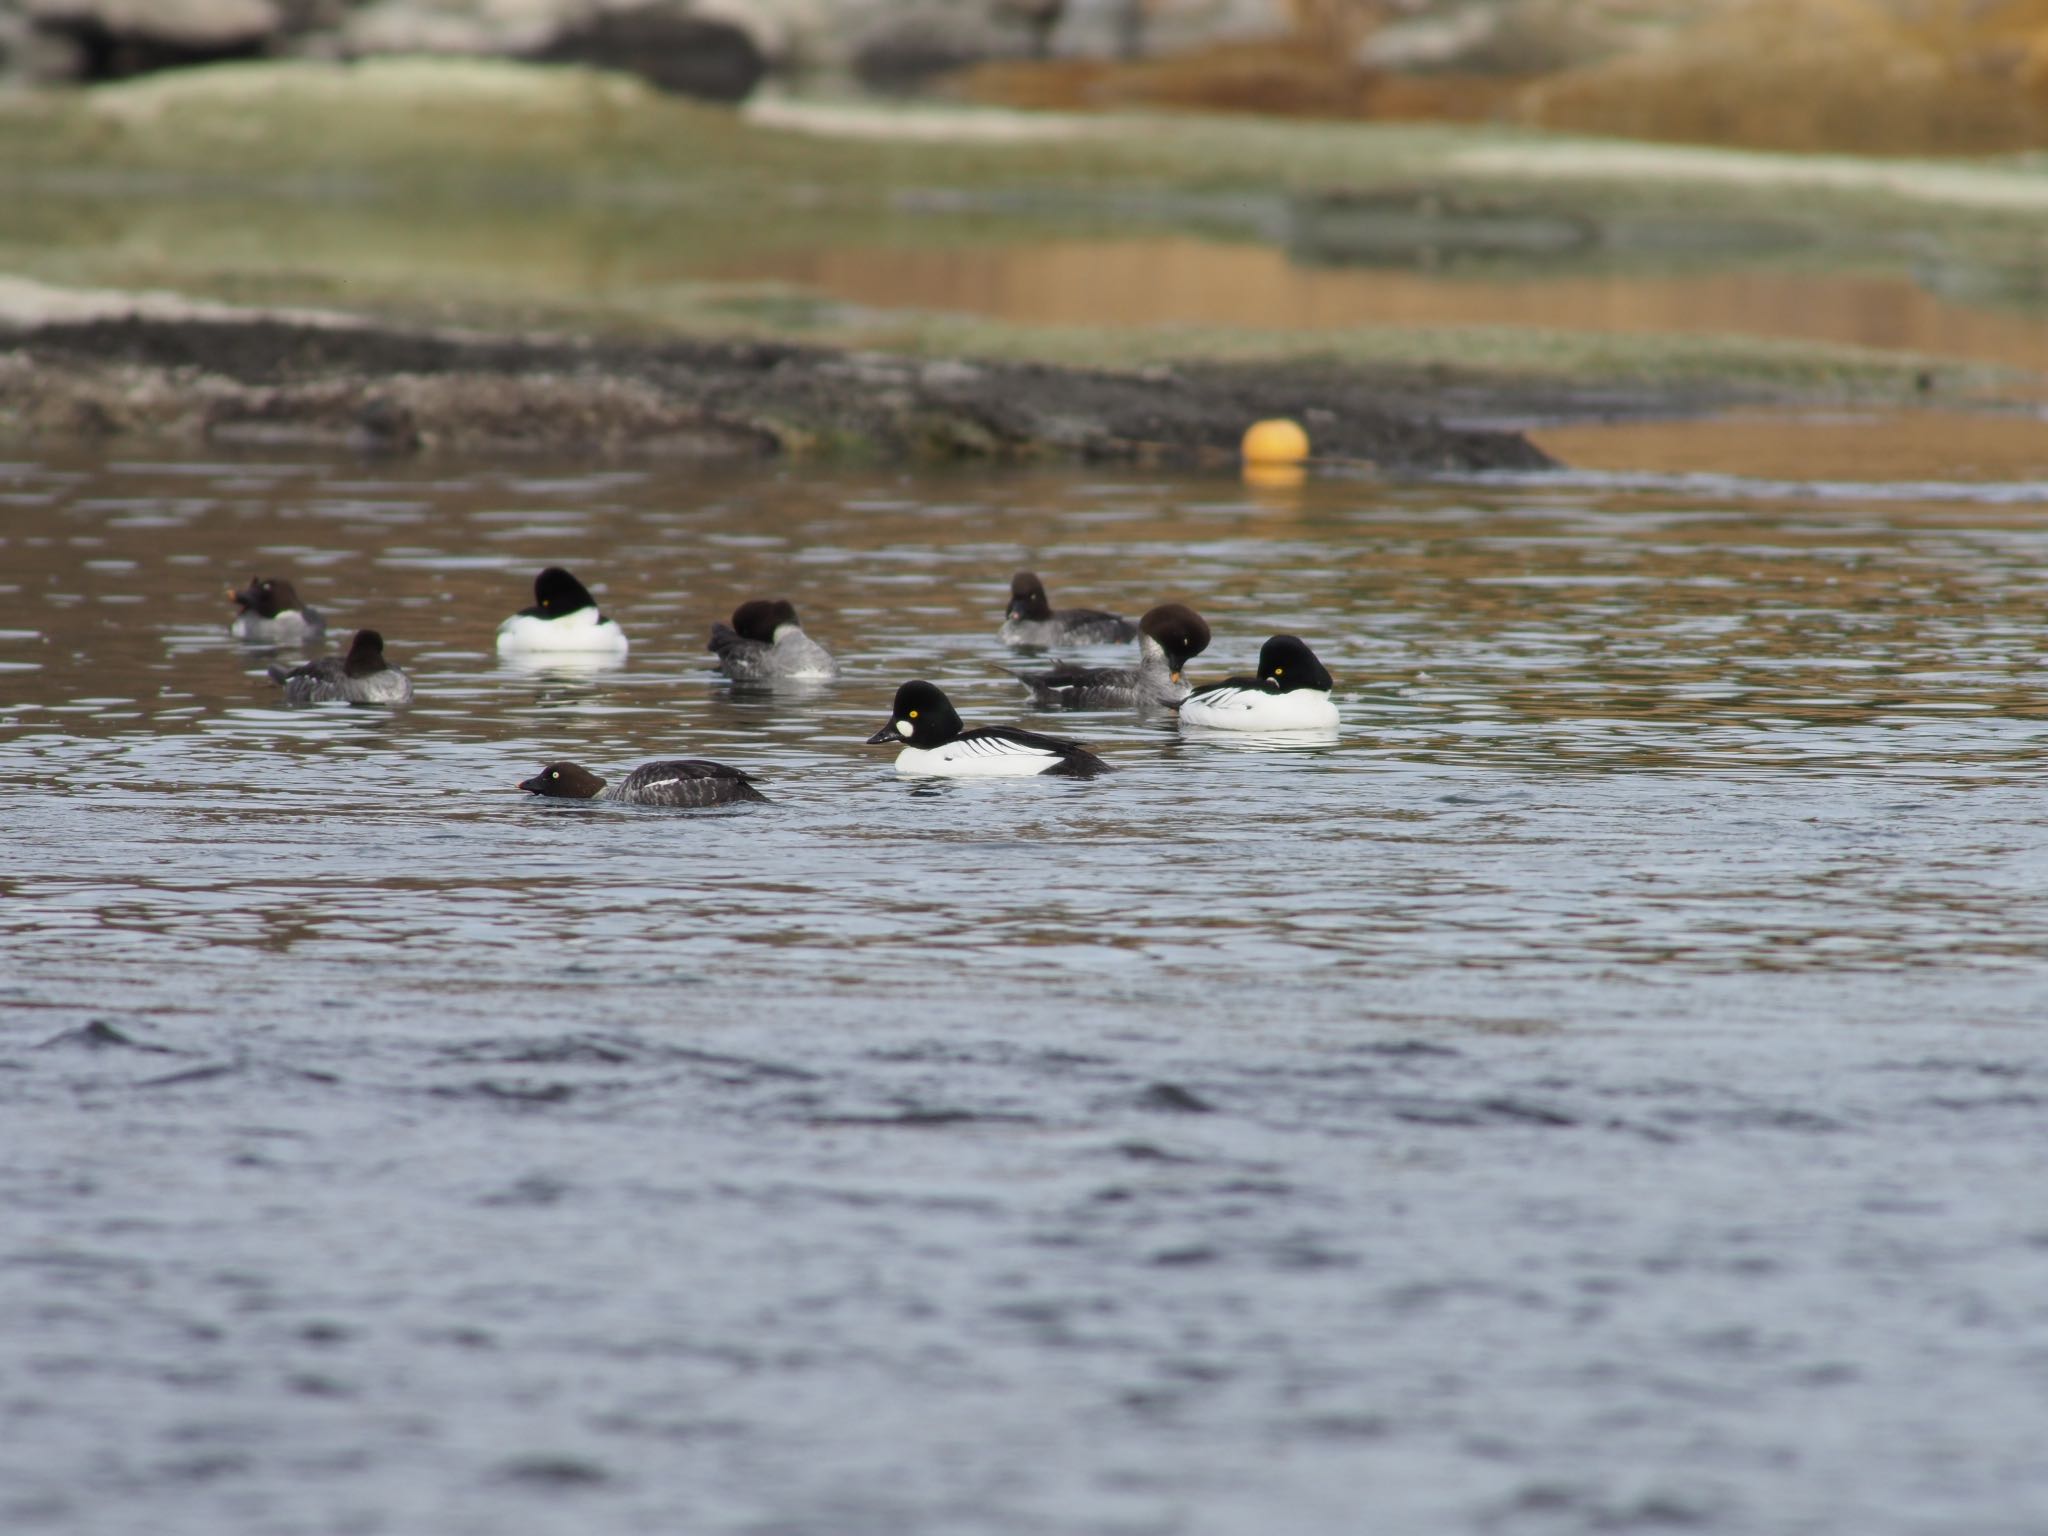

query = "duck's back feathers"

[708,599,836,682]
[959,725,1112,777]
[1000,572,1138,647]
[1008,603,1210,709]
[1007,660,1141,710]
[229,576,326,642]
[269,630,413,705]
[610,759,771,807]
[519,758,769,808]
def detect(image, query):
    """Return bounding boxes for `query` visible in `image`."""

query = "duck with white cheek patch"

[1178,634,1339,732]
[519,759,769,808]
[495,567,629,656]
[868,680,1112,778]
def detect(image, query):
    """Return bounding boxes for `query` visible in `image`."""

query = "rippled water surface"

[7,445,2048,1535]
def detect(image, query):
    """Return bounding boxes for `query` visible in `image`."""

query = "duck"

[707,599,837,682]
[269,629,414,705]
[495,567,629,656]
[999,571,1139,648]
[1178,635,1338,731]
[867,680,1111,778]
[228,575,325,643]
[519,759,769,808]
[1007,603,1211,710]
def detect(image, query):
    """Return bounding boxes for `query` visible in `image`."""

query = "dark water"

[6,447,2048,1535]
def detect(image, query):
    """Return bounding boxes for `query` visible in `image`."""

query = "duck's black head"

[867,679,965,749]
[519,761,607,799]
[232,576,303,618]
[1006,572,1052,623]
[342,630,389,677]
[1139,603,1211,676]
[1258,634,1333,693]
[731,598,801,643]
[528,567,599,618]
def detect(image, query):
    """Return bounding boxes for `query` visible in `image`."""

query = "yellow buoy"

[1242,460,1306,492]
[1241,417,1310,466]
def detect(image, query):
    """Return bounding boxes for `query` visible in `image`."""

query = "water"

[725,234,2048,372]
[6,444,2048,1535]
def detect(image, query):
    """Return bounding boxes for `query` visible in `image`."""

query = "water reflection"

[496,650,631,680]
[727,237,2048,369]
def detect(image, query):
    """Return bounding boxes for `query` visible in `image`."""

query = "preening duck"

[708,598,837,682]
[1008,603,1211,710]
[229,575,325,643]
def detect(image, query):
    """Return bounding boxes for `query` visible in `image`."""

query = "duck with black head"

[868,680,1111,778]
[999,572,1139,648]
[228,576,326,643]
[1178,635,1339,732]
[496,567,629,656]
[707,598,836,682]
[269,630,413,706]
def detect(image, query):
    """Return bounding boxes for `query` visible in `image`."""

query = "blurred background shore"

[2,0,2046,468]
[15,0,2048,153]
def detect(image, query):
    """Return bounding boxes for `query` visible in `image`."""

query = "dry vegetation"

[959,0,2048,155]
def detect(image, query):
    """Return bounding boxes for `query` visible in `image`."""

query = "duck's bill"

[516,775,545,794]
[866,723,900,744]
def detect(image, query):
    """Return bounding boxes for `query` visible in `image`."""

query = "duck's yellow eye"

[908,709,919,719]
[1274,666,1284,676]
[550,770,559,779]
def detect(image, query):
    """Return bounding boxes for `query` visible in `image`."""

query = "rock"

[686,0,801,67]
[851,4,1026,90]
[337,0,766,101]
[1358,0,1731,77]
[0,294,1557,471]
[337,0,588,59]
[535,3,765,102]
[22,0,282,78]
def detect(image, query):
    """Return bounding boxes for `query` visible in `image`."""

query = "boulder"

[535,3,765,102]
[22,0,283,79]
[851,4,1025,90]
[338,0,767,100]
[336,0,586,58]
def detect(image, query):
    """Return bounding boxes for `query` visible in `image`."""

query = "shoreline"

[0,292,1561,472]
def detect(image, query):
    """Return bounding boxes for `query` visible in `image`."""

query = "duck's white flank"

[1179,686,1339,732]
[496,606,629,656]
[891,734,1069,777]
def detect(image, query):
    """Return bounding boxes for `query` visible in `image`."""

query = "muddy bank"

[0,305,1557,471]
